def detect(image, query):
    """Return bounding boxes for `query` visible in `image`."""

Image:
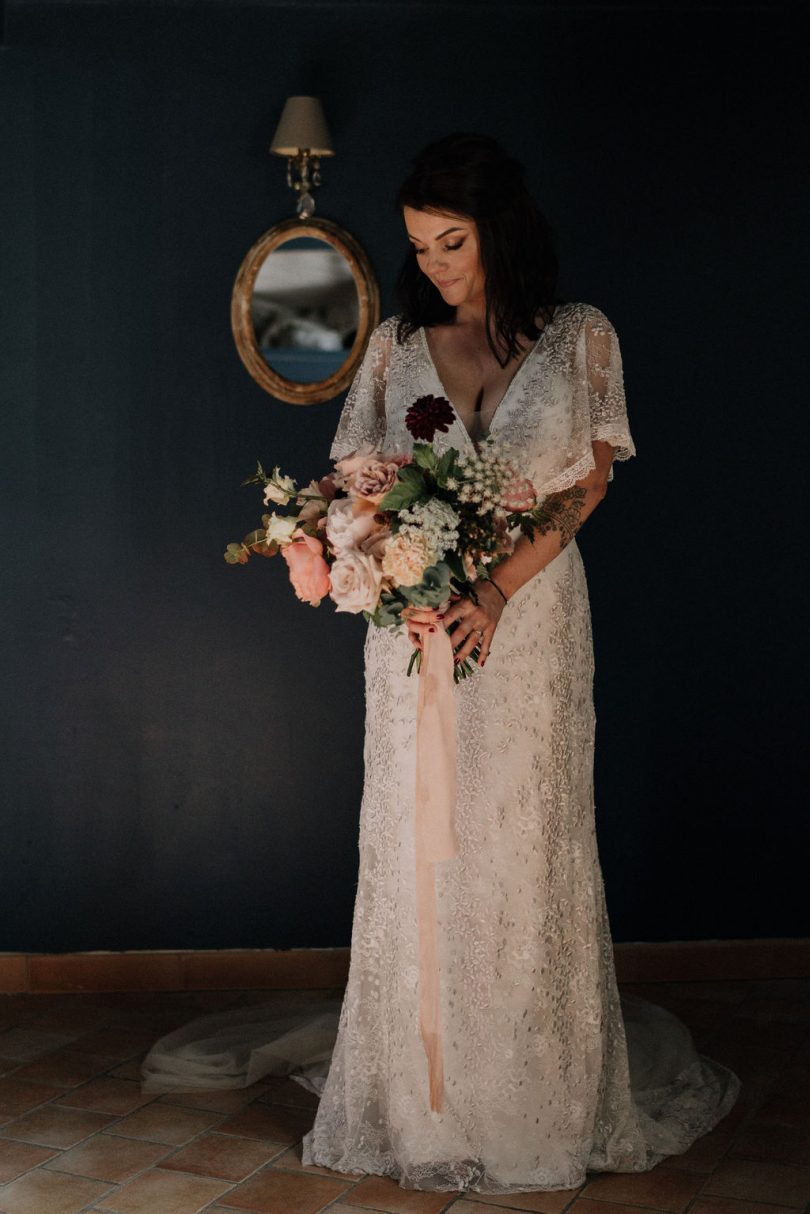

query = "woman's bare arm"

[433,440,617,664]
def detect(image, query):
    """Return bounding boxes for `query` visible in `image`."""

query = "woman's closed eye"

[414,241,465,256]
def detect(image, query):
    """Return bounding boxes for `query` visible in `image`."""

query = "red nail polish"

[429,626,435,632]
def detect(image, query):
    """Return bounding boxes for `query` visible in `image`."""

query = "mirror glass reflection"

[251,236,359,382]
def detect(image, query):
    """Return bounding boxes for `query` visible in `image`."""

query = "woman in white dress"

[142,132,740,1194]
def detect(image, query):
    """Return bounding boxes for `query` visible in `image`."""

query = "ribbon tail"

[416,851,444,1113]
[414,621,458,1113]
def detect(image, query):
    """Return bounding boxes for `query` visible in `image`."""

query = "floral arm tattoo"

[529,486,588,550]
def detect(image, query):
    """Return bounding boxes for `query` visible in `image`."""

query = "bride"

[142,132,741,1194]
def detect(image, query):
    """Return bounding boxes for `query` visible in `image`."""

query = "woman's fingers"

[406,618,438,650]
[451,621,487,665]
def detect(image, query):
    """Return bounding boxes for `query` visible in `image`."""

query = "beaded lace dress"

[142,302,741,1194]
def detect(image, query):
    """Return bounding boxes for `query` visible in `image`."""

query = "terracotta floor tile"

[0,1166,113,1213]
[461,1186,578,1211]
[26,1002,114,1035]
[106,1057,145,1082]
[223,1166,352,1212]
[332,1207,457,1214]
[579,1164,702,1211]
[218,1103,314,1144]
[729,1120,810,1168]
[68,1025,158,1060]
[348,1174,460,1213]
[93,1166,232,1212]
[109,1101,222,1145]
[269,1141,364,1179]
[0,1028,78,1063]
[55,1076,156,1116]
[0,1077,62,1117]
[754,1089,810,1129]
[258,1076,320,1110]
[703,1157,810,1206]
[159,1087,266,1114]
[45,1130,174,1182]
[0,1138,58,1183]
[11,1048,114,1087]
[158,1130,285,1181]
[688,1198,805,1214]
[0,1103,115,1148]
[656,1126,735,1174]
[565,1202,661,1214]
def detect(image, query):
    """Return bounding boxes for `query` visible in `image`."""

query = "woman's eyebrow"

[407,227,466,242]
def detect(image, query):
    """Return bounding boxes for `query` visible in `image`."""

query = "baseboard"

[0,939,807,995]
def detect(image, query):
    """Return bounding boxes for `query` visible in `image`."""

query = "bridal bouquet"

[224,394,542,679]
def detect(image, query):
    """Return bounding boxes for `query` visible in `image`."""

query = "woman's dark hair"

[394,132,564,366]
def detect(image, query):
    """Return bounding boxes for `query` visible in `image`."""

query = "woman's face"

[402,206,485,309]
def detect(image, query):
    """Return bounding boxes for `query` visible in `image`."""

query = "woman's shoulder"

[362,314,413,347]
[561,301,618,335]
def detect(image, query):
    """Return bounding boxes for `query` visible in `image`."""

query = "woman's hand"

[441,580,506,667]
[403,596,460,654]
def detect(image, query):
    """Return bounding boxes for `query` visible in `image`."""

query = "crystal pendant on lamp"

[270,96,334,217]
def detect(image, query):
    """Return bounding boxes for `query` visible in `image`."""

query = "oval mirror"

[231,217,380,404]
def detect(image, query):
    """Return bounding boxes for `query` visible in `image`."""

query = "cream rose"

[381,532,434,587]
[329,550,384,614]
[264,513,298,547]
[325,497,377,553]
[263,467,297,506]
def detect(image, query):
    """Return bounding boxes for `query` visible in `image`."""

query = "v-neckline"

[418,306,559,448]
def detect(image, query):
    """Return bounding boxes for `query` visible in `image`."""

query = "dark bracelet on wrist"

[488,575,508,605]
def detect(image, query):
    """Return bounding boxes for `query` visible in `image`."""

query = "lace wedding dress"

[142,302,741,1193]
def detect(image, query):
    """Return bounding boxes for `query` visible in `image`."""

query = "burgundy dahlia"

[404,394,455,442]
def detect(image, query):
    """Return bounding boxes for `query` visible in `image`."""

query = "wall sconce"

[269,96,334,217]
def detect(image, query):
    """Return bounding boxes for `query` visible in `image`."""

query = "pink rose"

[333,444,379,491]
[499,473,537,512]
[329,550,384,614]
[353,459,404,506]
[333,446,411,497]
[281,529,331,606]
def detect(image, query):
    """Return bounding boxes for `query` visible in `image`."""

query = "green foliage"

[411,442,439,474]
[369,593,406,629]
[241,460,269,488]
[398,562,452,607]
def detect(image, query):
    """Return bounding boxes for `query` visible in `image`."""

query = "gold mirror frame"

[231,216,380,404]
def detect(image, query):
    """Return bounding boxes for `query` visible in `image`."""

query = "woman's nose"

[426,249,448,273]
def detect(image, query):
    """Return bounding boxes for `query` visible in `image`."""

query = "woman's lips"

[436,279,459,288]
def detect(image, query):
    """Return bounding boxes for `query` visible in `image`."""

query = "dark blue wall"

[1,1,807,951]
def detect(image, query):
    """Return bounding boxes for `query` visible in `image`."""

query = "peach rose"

[281,529,331,606]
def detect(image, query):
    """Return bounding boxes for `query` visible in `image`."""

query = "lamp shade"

[270,96,334,156]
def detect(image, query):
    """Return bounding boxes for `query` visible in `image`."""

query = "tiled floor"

[1,979,808,1214]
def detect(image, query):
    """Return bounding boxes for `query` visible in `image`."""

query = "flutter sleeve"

[582,305,636,482]
[329,319,394,460]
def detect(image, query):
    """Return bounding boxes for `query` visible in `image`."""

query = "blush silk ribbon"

[405,603,459,1113]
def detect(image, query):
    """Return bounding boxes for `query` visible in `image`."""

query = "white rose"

[325,497,376,553]
[329,551,384,614]
[264,513,298,546]
[263,467,297,506]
